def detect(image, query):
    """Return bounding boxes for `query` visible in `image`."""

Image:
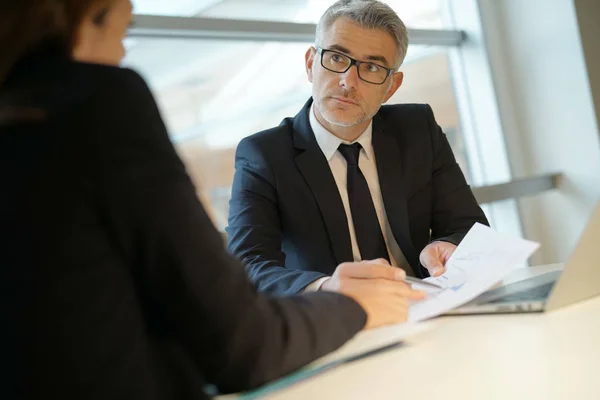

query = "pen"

[404,275,444,289]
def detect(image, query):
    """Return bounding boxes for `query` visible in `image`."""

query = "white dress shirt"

[304,104,410,292]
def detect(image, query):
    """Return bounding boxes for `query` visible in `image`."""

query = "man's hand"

[320,259,426,330]
[419,241,457,277]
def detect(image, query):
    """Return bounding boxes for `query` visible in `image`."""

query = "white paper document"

[408,223,540,322]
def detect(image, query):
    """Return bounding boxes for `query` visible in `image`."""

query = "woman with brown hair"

[0,0,422,398]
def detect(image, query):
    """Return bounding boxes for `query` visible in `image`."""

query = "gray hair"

[315,0,409,69]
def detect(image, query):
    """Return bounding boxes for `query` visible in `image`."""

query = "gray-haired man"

[227,0,488,303]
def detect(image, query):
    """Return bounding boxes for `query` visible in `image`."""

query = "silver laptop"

[448,201,600,315]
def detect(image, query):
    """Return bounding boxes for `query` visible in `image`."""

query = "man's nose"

[339,64,360,90]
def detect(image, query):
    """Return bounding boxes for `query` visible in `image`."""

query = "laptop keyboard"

[488,282,555,303]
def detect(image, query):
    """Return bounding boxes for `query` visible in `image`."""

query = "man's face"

[305,17,404,128]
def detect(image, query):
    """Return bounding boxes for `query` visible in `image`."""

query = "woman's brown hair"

[0,0,111,87]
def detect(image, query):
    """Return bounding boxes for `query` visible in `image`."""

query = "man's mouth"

[330,96,359,105]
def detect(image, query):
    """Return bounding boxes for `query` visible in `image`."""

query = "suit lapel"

[372,114,421,274]
[292,99,354,265]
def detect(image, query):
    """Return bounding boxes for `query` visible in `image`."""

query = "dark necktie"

[338,143,390,262]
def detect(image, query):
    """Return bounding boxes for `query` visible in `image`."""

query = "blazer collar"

[291,98,421,274]
[292,98,354,266]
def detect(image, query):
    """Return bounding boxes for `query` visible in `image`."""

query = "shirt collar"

[309,103,374,161]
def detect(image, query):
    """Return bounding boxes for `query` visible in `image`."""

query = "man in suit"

[227,0,488,295]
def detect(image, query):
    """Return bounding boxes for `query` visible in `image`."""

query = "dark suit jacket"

[227,98,489,295]
[0,55,366,400]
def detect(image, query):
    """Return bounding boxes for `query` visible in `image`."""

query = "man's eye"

[367,63,381,73]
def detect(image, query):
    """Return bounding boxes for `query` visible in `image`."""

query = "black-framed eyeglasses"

[316,47,394,85]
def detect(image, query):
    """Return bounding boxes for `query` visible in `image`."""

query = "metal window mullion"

[129,14,465,45]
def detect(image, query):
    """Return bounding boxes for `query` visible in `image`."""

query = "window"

[124,40,466,229]
[125,0,524,238]
[132,0,445,28]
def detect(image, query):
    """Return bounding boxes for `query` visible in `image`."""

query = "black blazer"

[227,98,489,295]
[0,56,366,399]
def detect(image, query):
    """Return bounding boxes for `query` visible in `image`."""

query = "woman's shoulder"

[56,62,164,136]
[3,56,152,107]
[69,62,154,106]
[68,62,168,145]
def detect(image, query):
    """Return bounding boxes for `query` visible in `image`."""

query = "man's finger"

[428,264,446,277]
[338,262,405,281]
[420,247,446,277]
[365,258,391,266]
[385,281,426,300]
[408,289,427,300]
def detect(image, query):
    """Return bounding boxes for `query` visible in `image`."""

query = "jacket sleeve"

[426,104,489,245]
[86,68,366,393]
[226,137,329,294]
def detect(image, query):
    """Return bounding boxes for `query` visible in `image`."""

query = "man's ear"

[305,46,316,83]
[382,71,404,103]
